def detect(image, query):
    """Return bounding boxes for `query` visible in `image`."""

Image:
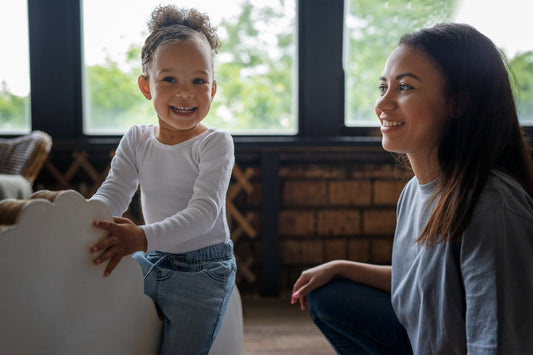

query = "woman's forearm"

[332,260,392,293]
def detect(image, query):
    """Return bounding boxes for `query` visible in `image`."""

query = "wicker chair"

[0,131,52,186]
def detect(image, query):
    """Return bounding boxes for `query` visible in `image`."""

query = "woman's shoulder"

[474,170,533,220]
[461,171,533,264]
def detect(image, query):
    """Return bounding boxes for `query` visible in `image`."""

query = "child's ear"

[210,80,217,101]
[138,75,152,100]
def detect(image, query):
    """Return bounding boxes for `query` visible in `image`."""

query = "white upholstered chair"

[0,190,243,355]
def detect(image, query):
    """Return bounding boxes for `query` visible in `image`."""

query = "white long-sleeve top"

[91,125,235,253]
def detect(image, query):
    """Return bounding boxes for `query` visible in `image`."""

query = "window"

[454,0,533,124]
[11,1,532,142]
[82,0,297,135]
[0,0,31,133]
[344,0,533,126]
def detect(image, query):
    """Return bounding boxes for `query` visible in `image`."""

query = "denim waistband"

[146,239,234,265]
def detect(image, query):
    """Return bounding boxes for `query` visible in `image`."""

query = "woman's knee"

[308,279,356,320]
[308,279,391,322]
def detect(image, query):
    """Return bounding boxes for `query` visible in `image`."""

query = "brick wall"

[276,160,410,291]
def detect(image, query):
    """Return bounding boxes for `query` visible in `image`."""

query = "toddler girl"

[90,5,236,355]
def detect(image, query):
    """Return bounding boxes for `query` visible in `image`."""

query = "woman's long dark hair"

[399,23,533,246]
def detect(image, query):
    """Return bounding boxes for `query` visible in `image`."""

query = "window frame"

[18,0,533,144]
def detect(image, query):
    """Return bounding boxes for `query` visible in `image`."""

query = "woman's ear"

[138,75,152,100]
[449,91,469,119]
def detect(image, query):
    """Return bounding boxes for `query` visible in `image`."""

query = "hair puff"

[147,5,221,53]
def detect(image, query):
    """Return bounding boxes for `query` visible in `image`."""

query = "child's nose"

[175,85,193,98]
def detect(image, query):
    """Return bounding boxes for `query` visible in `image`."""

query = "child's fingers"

[90,235,117,253]
[93,244,117,264]
[112,216,132,224]
[103,255,122,277]
[93,219,115,231]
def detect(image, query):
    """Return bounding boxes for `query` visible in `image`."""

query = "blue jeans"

[308,279,412,355]
[133,240,236,355]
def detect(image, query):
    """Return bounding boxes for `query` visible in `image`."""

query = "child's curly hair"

[141,5,221,74]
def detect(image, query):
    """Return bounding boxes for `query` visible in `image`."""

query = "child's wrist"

[138,227,148,252]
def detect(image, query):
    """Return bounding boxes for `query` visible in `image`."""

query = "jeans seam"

[154,270,161,304]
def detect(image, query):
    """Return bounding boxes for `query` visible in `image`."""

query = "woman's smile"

[381,119,405,128]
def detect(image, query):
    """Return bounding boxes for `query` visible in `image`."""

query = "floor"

[241,294,335,355]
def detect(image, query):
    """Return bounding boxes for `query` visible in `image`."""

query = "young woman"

[291,23,533,354]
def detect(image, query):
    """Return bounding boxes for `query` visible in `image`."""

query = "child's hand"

[90,217,147,277]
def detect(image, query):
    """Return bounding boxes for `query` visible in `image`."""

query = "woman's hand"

[291,261,340,310]
[90,217,147,277]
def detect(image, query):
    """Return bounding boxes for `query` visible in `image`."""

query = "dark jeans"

[308,279,413,355]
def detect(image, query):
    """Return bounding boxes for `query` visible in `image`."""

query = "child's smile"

[170,106,197,115]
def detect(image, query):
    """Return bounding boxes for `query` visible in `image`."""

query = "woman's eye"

[378,85,387,95]
[399,83,412,90]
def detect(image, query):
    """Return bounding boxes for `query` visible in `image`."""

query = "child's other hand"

[90,217,147,277]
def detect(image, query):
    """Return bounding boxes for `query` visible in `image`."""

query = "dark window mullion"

[28,0,83,141]
[298,0,344,138]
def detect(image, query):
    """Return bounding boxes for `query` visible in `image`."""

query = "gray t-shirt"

[391,170,533,354]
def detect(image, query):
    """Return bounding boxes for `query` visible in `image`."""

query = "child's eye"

[193,78,207,84]
[162,77,176,83]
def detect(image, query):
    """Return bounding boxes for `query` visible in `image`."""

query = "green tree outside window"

[2,0,533,133]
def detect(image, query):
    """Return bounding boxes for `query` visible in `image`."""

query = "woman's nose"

[375,89,397,113]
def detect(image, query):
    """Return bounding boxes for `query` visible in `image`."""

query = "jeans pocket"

[201,259,235,283]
